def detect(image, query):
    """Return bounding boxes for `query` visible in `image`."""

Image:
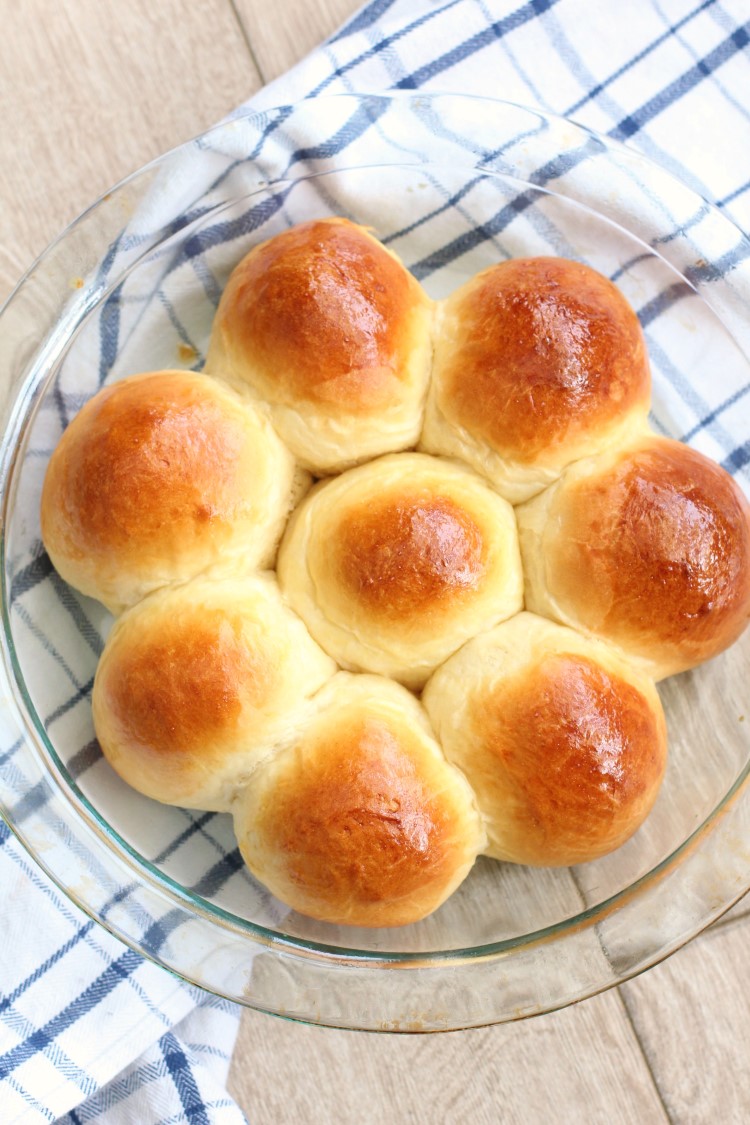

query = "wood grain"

[227,989,669,1125]
[0,0,260,303]
[621,915,750,1123]
[232,0,362,81]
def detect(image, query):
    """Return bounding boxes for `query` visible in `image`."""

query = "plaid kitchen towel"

[2,0,750,1122]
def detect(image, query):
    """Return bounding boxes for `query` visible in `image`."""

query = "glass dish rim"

[1,90,749,983]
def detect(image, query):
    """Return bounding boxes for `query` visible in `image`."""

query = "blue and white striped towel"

[2,1,750,1121]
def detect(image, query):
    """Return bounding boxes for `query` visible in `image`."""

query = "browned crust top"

[97,606,271,761]
[42,373,252,561]
[439,257,650,460]
[332,492,488,618]
[475,653,667,863]
[255,715,472,910]
[551,440,750,657]
[215,219,425,411]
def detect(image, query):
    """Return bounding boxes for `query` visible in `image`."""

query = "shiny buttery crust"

[38,222,750,928]
[516,434,750,680]
[40,371,302,614]
[232,673,486,927]
[92,574,336,811]
[205,217,434,474]
[420,256,651,503]
[276,452,523,688]
[422,613,668,867]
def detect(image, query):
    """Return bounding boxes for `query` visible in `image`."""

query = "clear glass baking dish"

[1,93,749,1031]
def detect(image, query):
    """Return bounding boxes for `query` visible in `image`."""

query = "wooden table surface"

[3,3,750,1123]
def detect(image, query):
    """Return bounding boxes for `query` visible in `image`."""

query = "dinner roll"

[420,256,651,503]
[205,217,434,474]
[41,371,303,614]
[92,574,336,811]
[517,435,750,680]
[423,613,668,867]
[232,673,486,927]
[277,452,523,689]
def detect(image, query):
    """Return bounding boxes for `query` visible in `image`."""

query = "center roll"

[277,451,524,690]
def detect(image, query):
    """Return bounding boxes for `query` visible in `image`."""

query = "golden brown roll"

[41,370,303,614]
[420,256,651,503]
[92,573,336,811]
[277,452,523,689]
[517,435,750,680]
[205,217,434,474]
[422,613,668,867]
[232,673,486,927]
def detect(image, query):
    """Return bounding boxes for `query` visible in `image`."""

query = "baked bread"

[92,573,336,811]
[41,370,302,614]
[276,452,523,689]
[38,219,750,928]
[420,256,651,503]
[516,434,750,680]
[422,613,668,867]
[232,673,486,927]
[205,217,434,474]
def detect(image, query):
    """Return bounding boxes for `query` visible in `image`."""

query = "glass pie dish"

[1,93,750,1032]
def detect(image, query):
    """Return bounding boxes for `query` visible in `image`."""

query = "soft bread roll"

[41,371,303,614]
[232,673,486,927]
[516,435,750,680]
[92,574,336,811]
[423,613,668,867]
[420,256,651,503]
[205,217,434,474]
[277,452,523,689]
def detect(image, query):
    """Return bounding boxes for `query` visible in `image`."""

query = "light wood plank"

[0,0,260,303]
[232,0,362,82]
[620,915,750,1123]
[227,988,668,1125]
